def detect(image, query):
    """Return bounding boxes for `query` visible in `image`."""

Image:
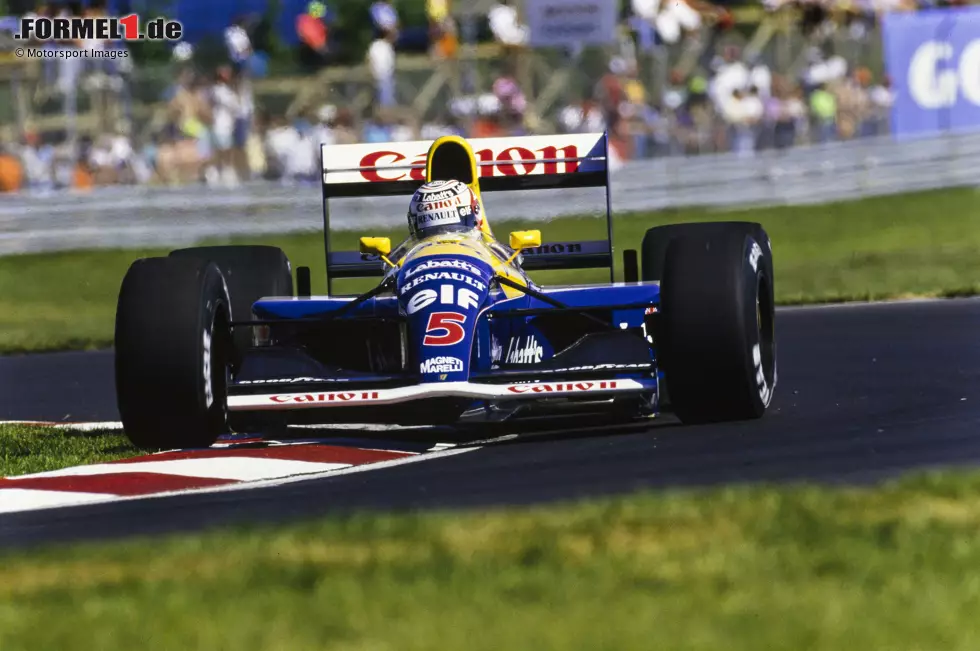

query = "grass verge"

[3,471,980,650]
[1,187,978,353]
[0,424,136,477]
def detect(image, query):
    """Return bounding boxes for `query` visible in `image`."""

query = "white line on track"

[1,447,479,515]
[0,420,123,431]
[0,489,115,513]
[777,296,977,312]
[288,423,437,432]
[0,421,448,434]
[15,457,352,482]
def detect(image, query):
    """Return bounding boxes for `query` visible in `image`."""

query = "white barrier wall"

[2,131,979,255]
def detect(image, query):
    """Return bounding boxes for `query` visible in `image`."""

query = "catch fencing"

[1,130,978,256]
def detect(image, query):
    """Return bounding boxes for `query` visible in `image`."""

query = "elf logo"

[406,284,482,315]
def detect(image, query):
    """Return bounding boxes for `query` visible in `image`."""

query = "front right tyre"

[115,257,233,449]
[655,222,776,424]
[168,245,293,370]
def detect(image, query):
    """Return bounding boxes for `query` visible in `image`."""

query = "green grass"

[1,187,979,353]
[3,186,979,648]
[3,471,980,650]
[0,424,136,477]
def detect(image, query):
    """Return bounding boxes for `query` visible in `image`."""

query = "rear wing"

[320,132,613,293]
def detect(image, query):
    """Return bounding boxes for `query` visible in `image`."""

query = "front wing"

[228,377,658,412]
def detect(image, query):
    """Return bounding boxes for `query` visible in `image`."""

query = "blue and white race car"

[114,132,776,449]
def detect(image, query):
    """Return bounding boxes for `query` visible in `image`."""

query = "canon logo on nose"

[908,40,980,109]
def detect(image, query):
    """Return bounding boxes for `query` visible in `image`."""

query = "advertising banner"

[525,0,618,48]
[882,6,980,137]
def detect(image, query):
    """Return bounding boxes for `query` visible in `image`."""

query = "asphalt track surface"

[2,299,979,548]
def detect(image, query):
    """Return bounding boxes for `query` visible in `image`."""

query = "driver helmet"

[407,180,482,238]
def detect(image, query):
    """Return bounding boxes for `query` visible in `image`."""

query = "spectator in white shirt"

[710,46,749,111]
[748,57,773,99]
[488,0,528,46]
[632,0,702,45]
[18,130,54,192]
[306,104,336,181]
[723,87,764,157]
[558,96,607,134]
[368,1,399,108]
[233,73,255,180]
[264,115,306,183]
[209,66,241,187]
[869,75,895,136]
[311,104,338,149]
[368,32,397,108]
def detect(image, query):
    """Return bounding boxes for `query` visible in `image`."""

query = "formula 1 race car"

[114,132,776,449]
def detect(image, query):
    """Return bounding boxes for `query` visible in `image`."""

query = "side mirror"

[509,230,542,250]
[359,237,392,256]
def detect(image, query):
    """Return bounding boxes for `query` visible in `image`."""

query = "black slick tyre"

[169,245,292,368]
[115,257,233,449]
[641,221,771,282]
[657,223,776,424]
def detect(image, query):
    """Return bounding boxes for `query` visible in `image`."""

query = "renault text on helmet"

[407,180,483,238]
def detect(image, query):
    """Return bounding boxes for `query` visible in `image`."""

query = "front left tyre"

[115,257,233,449]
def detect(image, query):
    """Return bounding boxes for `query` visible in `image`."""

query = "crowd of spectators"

[0,0,959,193]
[5,64,458,192]
[572,45,897,162]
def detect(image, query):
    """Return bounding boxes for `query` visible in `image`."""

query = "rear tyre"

[657,222,776,424]
[169,245,292,368]
[115,257,233,449]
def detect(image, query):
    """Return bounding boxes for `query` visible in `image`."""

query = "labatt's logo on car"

[505,335,544,365]
[399,255,494,383]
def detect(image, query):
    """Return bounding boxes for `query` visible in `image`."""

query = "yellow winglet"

[359,236,397,268]
[509,230,541,250]
[426,135,492,237]
[502,230,542,267]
